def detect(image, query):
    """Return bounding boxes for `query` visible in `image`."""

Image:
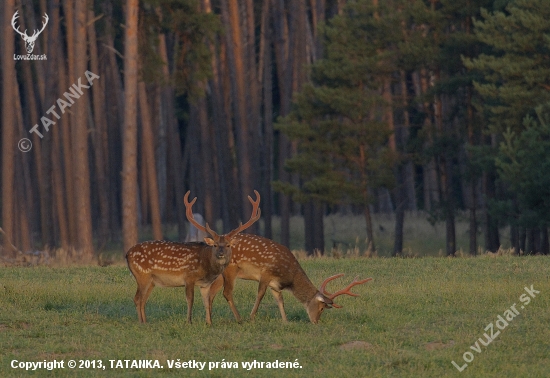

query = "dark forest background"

[1,0,549,261]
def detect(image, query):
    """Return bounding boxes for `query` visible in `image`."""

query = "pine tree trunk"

[483,168,500,252]
[304,201,315,255]
[198,96,215,225]
[138,82,163,240]
[393,164,405,256]
[519,227,526,254]
[244,0,262,221]
[122,0,139,252]
[313,201,325,254]
[204,25,238,231]
[541,228,549,255]
[14,79,32,253]
[363,204,376,253]
[510,223,519,255]
[73,0,94,257]
[88,9,110,243]
[311,0,326,60]
[261,0,273,238]
[19,21,44,238]
[222,0,256,232]
[272,0,293,247]
[399,71,416,212]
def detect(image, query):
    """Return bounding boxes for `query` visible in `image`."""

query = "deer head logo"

[11,11,48,54]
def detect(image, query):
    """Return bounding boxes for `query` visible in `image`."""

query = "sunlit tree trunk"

[272,0,292,246]
[72,0,94,257]
[2,0,16,257]
[158,31,186,241]
[260,0,273,238]
[221,0,257,232]
[122,0,139,252]
[139,82,163,240]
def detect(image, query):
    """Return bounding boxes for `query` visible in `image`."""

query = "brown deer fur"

[126,191,260,325]
[126,238,236,325]
[209,234,371,324]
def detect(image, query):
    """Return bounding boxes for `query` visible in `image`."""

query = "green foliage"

[464,0,550,134]
[139,0,221,97]
[275,1,398,207]
[495,103,550,226]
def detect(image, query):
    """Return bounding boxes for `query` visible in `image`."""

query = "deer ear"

[315,293,333,308]
[204,237,216,246]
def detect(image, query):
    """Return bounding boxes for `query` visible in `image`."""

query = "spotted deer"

[126,190,260,325]
[209,234,372,324]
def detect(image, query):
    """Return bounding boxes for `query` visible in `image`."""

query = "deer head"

[11,11,49,54]
[184,190,261,264]
[307,274,373,323]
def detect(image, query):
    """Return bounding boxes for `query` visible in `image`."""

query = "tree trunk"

[197,95,215,225]
[88,9,110,243]
[221,0,256,233]
[393,164,405,256]
[363,204,375,253]
[261,0,273,238]
[272,0,293,247]
[304,201,315,255]
[310,0,326,60]
[122,0,139,252]
[73,0,94,257]
[244,0,262,223]
[519,227,526,254]
[525,228,535,255]
[16,3,46,245]
[138,82,163,240]
[483,169,499,252]
[541,228,549,255]
[102,0,124,235]
[313,201,325,254]
[510,223,519,255]
[14,77,32,253]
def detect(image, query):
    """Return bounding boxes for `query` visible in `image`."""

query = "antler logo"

[11,11,48,54]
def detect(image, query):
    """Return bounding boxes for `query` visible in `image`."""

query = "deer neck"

[291,269,320,305]
[201,246,230,280]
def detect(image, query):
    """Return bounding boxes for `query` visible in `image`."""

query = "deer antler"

[226,190,261,239]
[319,274,372,308]
[184,191,219,240]
[29,13,49,40]
[11,11,27,38]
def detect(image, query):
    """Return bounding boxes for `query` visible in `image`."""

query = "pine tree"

[495,103,550,254]
[275,1,399,253]
[465,0,550,253]
[465,0,550,134]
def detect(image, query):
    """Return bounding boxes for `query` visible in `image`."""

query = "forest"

[1,0,549,261]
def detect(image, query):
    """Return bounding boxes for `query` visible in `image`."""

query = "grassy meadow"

[1,256,549,377]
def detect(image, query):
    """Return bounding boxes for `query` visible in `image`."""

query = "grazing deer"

[126,191,260,325]
[209,234,372,324]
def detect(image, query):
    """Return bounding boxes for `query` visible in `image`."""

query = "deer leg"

[200,285,213,326]
[185,283,195,324]
[250,279,269,321]
[270,288,288,322]
[221,267,242,323]
[134,278,154,323]
[209,275,223,313]
[133,287,143,322]
[140,281,155,323]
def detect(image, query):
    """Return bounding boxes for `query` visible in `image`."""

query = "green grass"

[1,256,549,377]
